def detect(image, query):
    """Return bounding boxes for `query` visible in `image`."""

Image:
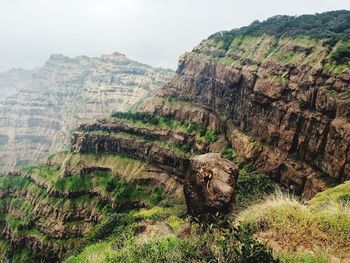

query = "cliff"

[155,11,350,198]
[0,53,173,173]
[1,10,350,263]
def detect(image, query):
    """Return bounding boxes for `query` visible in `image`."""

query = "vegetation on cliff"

[1,10,350,263]
[209,10,350,49]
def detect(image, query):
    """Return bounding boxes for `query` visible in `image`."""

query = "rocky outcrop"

[71,132,190,175]
[77,117,206,152]
[184,153,238,218]
[0,53,173,173]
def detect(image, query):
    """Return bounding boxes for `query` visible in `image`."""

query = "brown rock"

[184,153,239,218]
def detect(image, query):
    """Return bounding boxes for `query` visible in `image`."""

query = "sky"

[0,0,350,71]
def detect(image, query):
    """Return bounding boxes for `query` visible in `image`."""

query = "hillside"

[0,53,173,173]
[0,10,349,263]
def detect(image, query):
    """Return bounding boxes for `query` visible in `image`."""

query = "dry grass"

[237,188,350,261]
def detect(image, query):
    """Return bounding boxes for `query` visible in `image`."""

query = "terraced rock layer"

[0,151,184,261]
[0,53,173,173]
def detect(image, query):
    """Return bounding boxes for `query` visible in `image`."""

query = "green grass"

[324,63,349,75]
[236,164,276,207]
[278,251,328,263]
[23,164,61,181]
[308,181,350,210]
[111,111,211,139]
[53,174,93,192]
[0,175,30,189]
[65,217,279,263]
[220,147,238,161]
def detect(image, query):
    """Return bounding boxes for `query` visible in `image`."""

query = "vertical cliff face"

[159,11,350,197]
[0,53,173,172]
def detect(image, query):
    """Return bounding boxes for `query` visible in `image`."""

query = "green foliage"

[111,111,160,125]
[202,129,219,143]
[329,43,350,64]
[23,164,60,181]
[210,11,350,50]
[0,175,30,189]
[86,213,134,242]
[308,181,350,210]
[110,110,220,154]
[148,187,165,206]
[54,175,92,192]
[112,111,208,137]
[221,147,238,161]
[236,165,276,207]
[66,217,279,263]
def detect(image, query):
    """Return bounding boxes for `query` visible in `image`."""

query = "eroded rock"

[184,153,239,218]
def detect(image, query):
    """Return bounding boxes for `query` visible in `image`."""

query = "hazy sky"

[0,0,350,71]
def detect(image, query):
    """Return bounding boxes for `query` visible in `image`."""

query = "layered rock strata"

[0,53,173,172]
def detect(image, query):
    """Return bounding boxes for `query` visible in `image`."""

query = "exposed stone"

[135,221,174,244]
[184,153,239,218]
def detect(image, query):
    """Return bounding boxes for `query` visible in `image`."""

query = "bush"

[236,169,276,207]
[221,147,237,161]
[203,129,218,143]
[329,43,350,64]
[209,11,350,51]
[74,219,279,263]
[105,179,116,192]
[148,187,165,206]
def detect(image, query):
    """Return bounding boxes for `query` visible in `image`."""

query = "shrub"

[221,147,237,161]
[148,187,165,205]
[236,168,276,207]
[209,11,350,51]
[105,179,116,192]
[203,129,218,143]
[329,44,350,64]
[86,213,132,242]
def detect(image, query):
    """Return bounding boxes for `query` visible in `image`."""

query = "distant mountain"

[0,53,174,172]
[0,68,37,99]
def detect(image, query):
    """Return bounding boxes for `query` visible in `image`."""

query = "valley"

[0,10,350,263]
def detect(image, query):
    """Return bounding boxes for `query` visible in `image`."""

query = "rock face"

[158,14,350,198]
[184,153,238,218]
[0,53,173,173]
[71,131,190,175]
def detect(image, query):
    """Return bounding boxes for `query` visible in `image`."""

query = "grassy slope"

[0,153,178,262]
[237,183,350,262]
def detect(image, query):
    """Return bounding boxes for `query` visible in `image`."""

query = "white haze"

[0,0,350,71]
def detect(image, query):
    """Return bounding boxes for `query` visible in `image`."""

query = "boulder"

[184,153,239,218]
